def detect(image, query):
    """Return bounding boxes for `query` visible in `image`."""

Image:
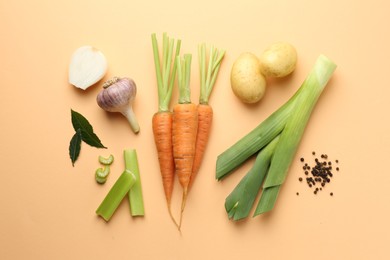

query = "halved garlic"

[69,46,108,90]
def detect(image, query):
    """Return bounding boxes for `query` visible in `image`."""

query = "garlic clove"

[69,46,108,90]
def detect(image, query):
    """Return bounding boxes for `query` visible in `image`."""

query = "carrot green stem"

[124,149,145,216]
[176,54,192,104]
[198,44,225,105]
[151,33,181,112]
[96,169,136,221]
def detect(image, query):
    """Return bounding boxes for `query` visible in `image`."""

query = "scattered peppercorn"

[296,192,299,196]
[298,152,340,196]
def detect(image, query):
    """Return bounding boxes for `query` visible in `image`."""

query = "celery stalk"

[124,149,145,216]
[96,169,136,221]
[225,136,279,221]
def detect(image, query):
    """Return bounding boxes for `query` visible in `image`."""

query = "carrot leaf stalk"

[217,55,337,219]
[124,149,145,216]
[96,169,136,221]
[198,44,225,104]
[151,33,181,112]
[176,54,193,104]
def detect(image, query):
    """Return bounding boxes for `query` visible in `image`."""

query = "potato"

[230,52,267,104]
[259,42,297,78]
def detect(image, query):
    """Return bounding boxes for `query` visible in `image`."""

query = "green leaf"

[80,129,106,148]
[70,109,106,148]
[69,129,82,166]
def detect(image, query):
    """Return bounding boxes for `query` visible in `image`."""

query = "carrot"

[189,44,225,188]
[151,33,181,228]
[173,54,198,229]
[152,112,175,204]
[189,104,213,186]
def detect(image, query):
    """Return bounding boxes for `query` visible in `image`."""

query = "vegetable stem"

[198,44,225,105]
[263,55,337,188]
[151,33,181,112]
[121,106,140,134]
[176,54,192,104]
[96,170,136,221]
[124,149,145,216]
[225,136,279,220]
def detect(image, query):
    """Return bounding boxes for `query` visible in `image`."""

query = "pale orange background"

[1,0,389,259]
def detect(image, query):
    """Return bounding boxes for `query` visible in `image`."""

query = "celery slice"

[124,149,145,216]
[96,169,136,221]
[225,136,279,221]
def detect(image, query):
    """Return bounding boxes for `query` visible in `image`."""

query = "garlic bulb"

[69,46,108,90]
[97,77,140,134]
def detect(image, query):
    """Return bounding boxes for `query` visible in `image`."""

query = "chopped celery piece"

[124,149,145,216]
[225,136,279,221]
[96,169,136,221]
[99,154,114,165]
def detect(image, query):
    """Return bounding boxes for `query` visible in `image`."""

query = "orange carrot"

[189,44,225,188]
[189,104,213,187]
[173,54,198,229]
[173,103,198,192]
[152,112,175,212]
[151,33,181,228]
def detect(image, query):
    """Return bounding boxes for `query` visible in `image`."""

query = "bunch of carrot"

[151,33,225,230]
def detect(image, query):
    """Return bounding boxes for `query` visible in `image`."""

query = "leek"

[217,55,337,218]
[225,136,279,221]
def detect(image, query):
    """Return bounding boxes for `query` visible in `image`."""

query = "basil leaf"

[69,129,82,166]
[71,109,107,149]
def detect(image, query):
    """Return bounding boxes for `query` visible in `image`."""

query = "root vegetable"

[259,42,297,78]
[230,52,266,104]
[96,77,140,134]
